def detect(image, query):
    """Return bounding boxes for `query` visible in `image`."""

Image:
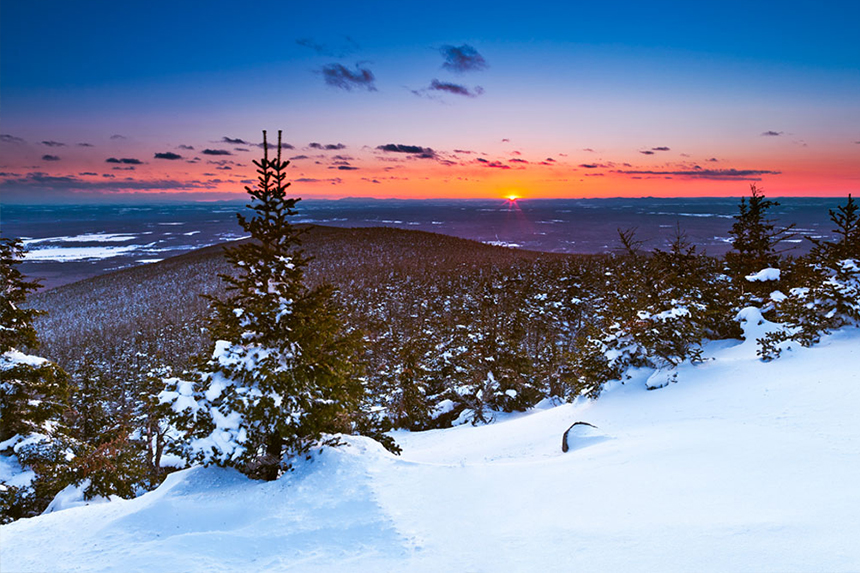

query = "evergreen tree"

[726,184,795,281]
[162,131,373,480]
[0,238,69,443]
[760,195,860,359]
[0,238,70,521]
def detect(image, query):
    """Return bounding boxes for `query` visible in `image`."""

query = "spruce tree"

[0,238,70,522]
[0,238,69,443]
[162,131,368,480]
[726,184,795,280]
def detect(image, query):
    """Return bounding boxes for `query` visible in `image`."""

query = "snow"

[42,480,118,514]
[3,327,860,571]
[746,267,781,282]
[23,245,142,261]
[22,233,138,245]
[0,349,48,370]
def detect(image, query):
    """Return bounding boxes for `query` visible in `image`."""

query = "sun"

[505,194,520,202]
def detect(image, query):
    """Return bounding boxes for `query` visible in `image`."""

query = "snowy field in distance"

[2,320,859,572]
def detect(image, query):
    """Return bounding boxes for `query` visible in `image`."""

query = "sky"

[1,0,859,203]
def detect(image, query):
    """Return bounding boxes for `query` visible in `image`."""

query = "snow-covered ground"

[3,324,859,572]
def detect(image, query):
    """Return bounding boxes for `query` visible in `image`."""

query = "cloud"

[290,155,310,160]
[639,150,655,155]
[453,149,473,154]
[308,142,347,151]
[761,131,783,137]
[78,172,98,176]
[178,144,195,150]
[428,79,484,98]
[297,37,329,54]
[105,157,143,164]
[615,168,781,181]
[509,158,529,163]
[440,44,488,73]
[294,177,343,184]
[109,134,127,140]
[222,137,249,145]
[155,152,183,160]
[322,63,376,91]
[296,36,360,58]
[336,165,359,170]
[651,146,671,151]
[377,144,436,158]
[41,155,61,161]
[0,172,219,198]
[41,141,65,147]
[579,163,602,169]
[707,157,719,162]
[545,157,556,162]
[202,149,233,156]
[77,142,94,147]
[1,134,25,144]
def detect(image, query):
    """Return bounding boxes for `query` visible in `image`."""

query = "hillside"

[30,225,566,372]
[3,311,859,572]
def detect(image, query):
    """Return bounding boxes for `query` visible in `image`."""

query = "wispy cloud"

[41,155,61,161]
[41,140,66,147]
[440,44,488,73]
[761,131,783,137]
[309,142,346,150]
[109,134,127,140]
[0,172,218,197]
[105,157,143,165]
[296,36,360,58]
[321,63,376,91]
[428,79,484,98]
[615,168,781,180]
[376,144,436,158]
[294,177,343,185]
[155,152,183,160]
[202,149,233,156]
[0,134,25,144]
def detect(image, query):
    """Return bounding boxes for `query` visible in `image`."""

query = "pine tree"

[0,238,70,522]
[761,195,860,359]
[726,184,795,280]
[162,131,370,480]
[0,238,69,443]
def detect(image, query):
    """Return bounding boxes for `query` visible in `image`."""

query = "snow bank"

[3,328,859,572]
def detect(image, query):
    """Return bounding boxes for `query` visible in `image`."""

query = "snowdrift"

[2,327,859,572]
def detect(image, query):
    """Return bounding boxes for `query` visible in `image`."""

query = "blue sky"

[2,0,858,201]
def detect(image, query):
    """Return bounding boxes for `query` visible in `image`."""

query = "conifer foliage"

[0,239,69,443]
[0,238,70,522]
[161,131,367,480]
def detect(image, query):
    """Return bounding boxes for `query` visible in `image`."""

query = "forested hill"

[30,225,572,376]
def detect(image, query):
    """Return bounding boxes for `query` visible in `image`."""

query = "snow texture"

[746,267,781,282]
[3,327,860,572]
